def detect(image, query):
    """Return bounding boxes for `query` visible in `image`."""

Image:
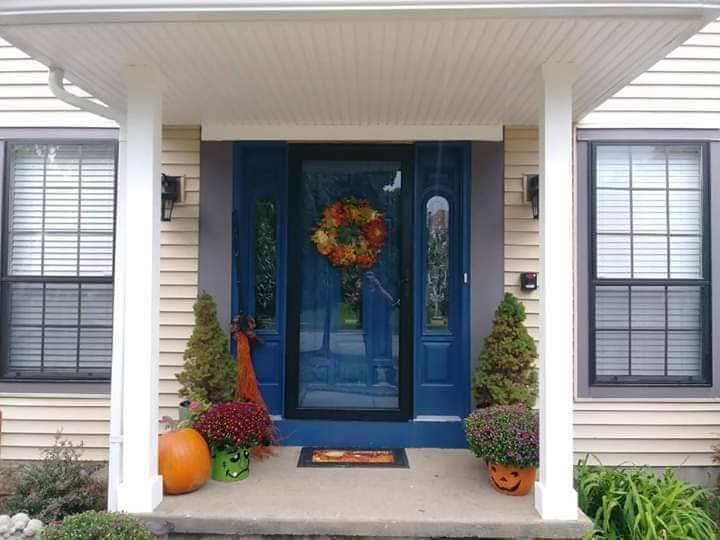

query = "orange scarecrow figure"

[231,313,276,457]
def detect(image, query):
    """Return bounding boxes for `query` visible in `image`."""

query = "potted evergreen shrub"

[464,404,539,496]
[176,292,237,421]
[194,401,272,482]
[472,292,537,408]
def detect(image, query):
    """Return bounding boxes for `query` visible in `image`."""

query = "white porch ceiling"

[0,15,710,130]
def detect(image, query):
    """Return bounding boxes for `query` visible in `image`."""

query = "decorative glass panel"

[254,199,277,329]
[425,195,449,330]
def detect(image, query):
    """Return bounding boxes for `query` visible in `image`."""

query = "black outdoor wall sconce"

[525,174,539,220]
[161,173,181,222]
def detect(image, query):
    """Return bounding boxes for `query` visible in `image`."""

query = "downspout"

[48,66,126,511]
[48,66,123,123]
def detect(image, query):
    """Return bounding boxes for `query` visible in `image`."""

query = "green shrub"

[176,292,237,409]
[472,293,537,408]
[6,434,105,523]
[0,462,23,514]
[576,459,717,539]
[42,511,153,540]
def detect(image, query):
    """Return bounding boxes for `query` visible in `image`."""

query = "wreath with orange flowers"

[311,198,386,271]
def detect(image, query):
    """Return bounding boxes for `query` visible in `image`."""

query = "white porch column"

[535,62,578,521]
[116,65,164,513]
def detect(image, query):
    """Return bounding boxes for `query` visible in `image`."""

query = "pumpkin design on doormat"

[311,449,395,464]
[487,462,536,496]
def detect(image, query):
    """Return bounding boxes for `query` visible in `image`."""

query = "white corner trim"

[201,124,504,142]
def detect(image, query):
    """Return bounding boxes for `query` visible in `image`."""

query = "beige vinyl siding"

[503,126,720,467]
[580,18,720,128]
[504,127,540,340]
[158,126,200,418]
[0,38,116,128]
[0,126,200,460]
[0,395,110,460]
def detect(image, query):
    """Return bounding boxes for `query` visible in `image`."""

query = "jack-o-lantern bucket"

[211,447,251,482]
[487,462,536,496]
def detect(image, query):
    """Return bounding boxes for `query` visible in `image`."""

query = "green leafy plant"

[472,292,538,408]
[464,404,539,468]
[42,511,153,540]
[176,292,238,410]
[576,459,718,539]
[6,433,105,523]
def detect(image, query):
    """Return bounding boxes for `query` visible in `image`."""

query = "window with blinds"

[1,143,116,379]
[591,144,710,385]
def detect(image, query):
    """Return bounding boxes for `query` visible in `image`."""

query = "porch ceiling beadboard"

[504,126,720,468]
[0,16,707,129]
[581,16,720,127]
[0,126,198,460]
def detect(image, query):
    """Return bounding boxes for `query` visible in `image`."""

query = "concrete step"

[142,448,591,540]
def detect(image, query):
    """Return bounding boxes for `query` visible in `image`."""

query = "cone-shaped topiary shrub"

[176,292,237,409]
[472,292,538,408]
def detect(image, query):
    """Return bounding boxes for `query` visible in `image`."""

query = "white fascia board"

[1,1,720,23]
[201,123,504,141]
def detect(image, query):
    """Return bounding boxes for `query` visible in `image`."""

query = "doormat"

[297,448,409,468]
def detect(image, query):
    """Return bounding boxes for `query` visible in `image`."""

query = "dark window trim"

[577,129,720,143]
[589,141,711,387]
[0,139,118,384]
[577,134,720,399]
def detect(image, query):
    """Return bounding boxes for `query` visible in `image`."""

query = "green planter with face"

[211,447,250,481]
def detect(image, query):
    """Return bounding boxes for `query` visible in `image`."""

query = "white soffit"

[0,10,713,128]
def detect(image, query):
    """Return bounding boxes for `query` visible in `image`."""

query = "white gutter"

[48,67,123,124]
[48,66,125,511]
[106,124,126,512]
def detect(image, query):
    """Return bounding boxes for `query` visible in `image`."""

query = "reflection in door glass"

[298,161,402,411]
[255,200,276,329]
[425,196,449,330]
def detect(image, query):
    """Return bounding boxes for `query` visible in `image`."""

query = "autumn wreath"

[311,197,386,271]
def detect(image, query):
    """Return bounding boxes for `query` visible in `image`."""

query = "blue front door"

[233,142,470,446]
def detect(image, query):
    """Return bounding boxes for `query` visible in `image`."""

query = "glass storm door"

[286,145,413,420]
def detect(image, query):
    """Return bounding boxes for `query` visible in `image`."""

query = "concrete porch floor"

[145,448,591,539]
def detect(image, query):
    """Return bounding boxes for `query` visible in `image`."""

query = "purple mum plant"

[464,404,539,468]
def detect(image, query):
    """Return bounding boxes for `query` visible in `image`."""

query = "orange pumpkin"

[158,428,211,495]
[487,462,536,497]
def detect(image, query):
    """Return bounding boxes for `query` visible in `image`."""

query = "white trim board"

[202,124,504,142]
[1,1,719,22]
